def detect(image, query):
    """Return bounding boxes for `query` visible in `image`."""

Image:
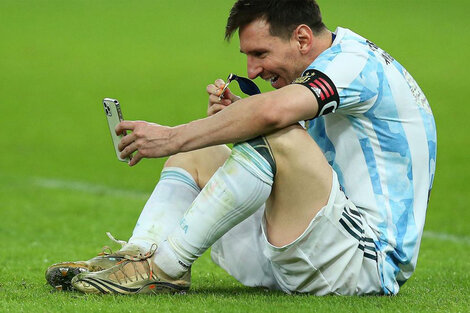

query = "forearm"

[170,84,318,154]
[116,85,317,164]
[171,93,277,153]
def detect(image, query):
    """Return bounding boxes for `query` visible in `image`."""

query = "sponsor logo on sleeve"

[308,77,336,101]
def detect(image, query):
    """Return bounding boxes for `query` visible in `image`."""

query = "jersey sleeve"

[301,43,381,116]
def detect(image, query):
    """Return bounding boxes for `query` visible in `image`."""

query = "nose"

[247,55,263,80]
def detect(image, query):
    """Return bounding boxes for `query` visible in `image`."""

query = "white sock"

[127,167,200,251]
[154,142,274,278]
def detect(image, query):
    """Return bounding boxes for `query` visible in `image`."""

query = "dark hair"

[225,0,325,41]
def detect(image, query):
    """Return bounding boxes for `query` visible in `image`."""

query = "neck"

[296,28,333,77]
[310,29,333,61]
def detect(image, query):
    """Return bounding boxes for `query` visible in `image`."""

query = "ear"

[293,24,314,54]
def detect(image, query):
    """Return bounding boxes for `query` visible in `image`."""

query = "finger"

[220,86,240,102]
[206,84,219,95]
[222,87,232,99]
[128,151,143,167]
[221,98,232,106]
[116,120,136,135]
[207,106,217,116]
[229,93,241,102]
[215,79,228,97]
[214,79,225,88]
[206,80,226,96]
[120,141,138,159]
[208,94,223,105]
[208,95,232,108]
[208,104,226,116]
[118,132,136,152]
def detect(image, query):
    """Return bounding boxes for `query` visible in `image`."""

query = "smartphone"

[103,98,131,162]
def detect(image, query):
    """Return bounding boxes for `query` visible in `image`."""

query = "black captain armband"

[292,69,340,117]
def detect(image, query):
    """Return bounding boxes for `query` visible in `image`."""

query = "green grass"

[0,0,469,312]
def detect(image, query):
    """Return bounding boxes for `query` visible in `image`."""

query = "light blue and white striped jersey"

[303,27,437,295]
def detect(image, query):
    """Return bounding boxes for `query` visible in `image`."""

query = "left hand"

[116,120,175,166]
[206,79,241,116]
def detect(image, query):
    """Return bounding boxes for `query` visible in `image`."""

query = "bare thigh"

[165,128,331,248]
[265,124,332,247]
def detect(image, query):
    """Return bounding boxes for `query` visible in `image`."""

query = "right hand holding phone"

[116,120,174,166]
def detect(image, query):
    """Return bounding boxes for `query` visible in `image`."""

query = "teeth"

[263,76,279,84]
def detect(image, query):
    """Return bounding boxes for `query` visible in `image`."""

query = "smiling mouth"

[267,75,279,84]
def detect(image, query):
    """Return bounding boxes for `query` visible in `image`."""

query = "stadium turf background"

[0,0,468,312]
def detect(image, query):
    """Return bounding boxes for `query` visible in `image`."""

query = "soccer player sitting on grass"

[46,0,436,295]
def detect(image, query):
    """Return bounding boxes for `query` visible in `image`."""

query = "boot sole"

[73,276,189,294]
[45,262,90,291]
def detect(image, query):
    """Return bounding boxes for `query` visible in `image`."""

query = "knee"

[164,151,195,169]
[265,124,309,156]
[265,123,330,178]
[165,145,230,168]
[164,145,232,188]
[237,124,308,179]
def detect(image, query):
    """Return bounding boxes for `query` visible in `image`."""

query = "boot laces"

[106,232,128,247]
[97,232,129,256]
[112,244,158,284]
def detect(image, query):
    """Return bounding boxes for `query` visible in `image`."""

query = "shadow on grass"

[43,283,286,298]
[190,286,285,297]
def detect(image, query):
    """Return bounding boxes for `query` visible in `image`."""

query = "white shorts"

[211,171,383,295]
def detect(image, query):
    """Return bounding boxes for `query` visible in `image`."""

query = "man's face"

[239,19,305,89]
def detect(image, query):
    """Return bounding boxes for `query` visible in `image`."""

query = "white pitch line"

[32,176,470,245]
[422,231,470,245]
[33,177,150,200]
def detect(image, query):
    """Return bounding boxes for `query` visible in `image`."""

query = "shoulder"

[307,28,378,74]
[297,28,386,115]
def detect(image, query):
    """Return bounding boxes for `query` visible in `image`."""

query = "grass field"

[1,0,469,312]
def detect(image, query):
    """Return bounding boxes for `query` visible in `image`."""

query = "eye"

[253,51,267,58]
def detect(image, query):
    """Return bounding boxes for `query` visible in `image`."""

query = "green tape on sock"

[242,136,276,176]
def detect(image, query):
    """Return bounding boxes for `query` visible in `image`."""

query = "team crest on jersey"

[293,69,340,117]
